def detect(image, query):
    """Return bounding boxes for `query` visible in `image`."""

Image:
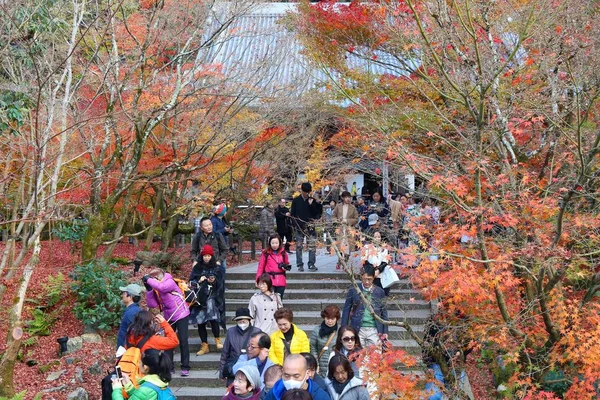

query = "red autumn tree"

[293,0,600,397]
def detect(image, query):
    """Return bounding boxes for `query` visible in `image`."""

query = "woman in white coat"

[248,273,283,335]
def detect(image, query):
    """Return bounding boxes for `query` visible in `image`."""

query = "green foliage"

[44,272,66,308]
[0,390,27,400]
[24,309,55,336]
[0,91,31,134]
[72,260,125,330]
[52,221,88,243]
[110,256,130,265]
[542,369,571,397]
[231,222,258,240]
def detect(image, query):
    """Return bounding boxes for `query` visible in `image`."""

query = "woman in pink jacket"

[255,234,290,299]
[144,268,191,376]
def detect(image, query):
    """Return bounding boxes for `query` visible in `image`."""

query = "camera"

[278,263,292,271]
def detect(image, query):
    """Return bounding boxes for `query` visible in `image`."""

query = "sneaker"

[298,265,304,272]
[308,264,318,271]
[180,369,189,377]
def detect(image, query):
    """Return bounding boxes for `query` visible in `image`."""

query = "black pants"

[273,285,285,299]
[278,230,293,252]
[374,278,391,296]
[199,320,220,342]
[167,317,190,370]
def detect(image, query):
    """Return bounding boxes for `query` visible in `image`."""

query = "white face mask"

[237,321,250,331]
[283,374,307,390]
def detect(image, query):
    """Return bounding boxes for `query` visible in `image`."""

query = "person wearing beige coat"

[332,192,359,267]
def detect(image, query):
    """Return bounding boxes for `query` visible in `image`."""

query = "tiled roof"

[201,2,408,99]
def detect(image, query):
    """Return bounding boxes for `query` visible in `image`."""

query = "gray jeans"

[295,229,316,268]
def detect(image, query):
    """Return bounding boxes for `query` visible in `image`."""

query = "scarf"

[319,321,338,338]
[331,378,351,395]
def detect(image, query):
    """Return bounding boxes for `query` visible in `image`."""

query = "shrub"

[24,309,55,336]
[72,260,125,330]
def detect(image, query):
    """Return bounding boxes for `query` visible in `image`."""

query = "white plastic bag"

[380,266,400,289]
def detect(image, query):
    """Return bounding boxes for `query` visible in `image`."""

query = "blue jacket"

[341,284,388,335]
[264,378,330,400]
[117,303,141,348]
[210,215,227,236]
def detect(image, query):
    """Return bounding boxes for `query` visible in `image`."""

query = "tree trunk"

[81,199,117,262]
[0,236,41,396]
[145,187,164,251]
[161,214,178,252]
[103,189,135,260]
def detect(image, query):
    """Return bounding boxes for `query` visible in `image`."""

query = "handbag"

[380,265,400,289]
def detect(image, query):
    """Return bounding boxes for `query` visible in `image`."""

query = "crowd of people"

[105,181,439,400]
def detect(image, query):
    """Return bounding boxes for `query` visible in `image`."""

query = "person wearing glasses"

[233,332,275,389]
[341,266,388,348]
[332,326,362,378]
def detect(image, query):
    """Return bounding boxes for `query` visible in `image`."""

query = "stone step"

[186,323,426,341]
[226,279,412,290]
[223,288,423,300]
[215,310,430,325]
[171,387,225,400]
[224,297,430,312]
[170,370,223,387]
[225,271,352,280]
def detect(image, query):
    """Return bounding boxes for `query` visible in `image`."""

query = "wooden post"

[250,236,256,261]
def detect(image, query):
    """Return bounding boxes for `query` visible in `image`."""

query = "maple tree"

[294,0,600,397]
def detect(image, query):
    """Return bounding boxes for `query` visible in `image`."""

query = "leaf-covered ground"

[0,239,257,399]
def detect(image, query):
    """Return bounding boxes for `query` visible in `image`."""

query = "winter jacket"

[341,284,388,335]
[232,355,275,389]
[310,325,338,377]
[211,215,228,237]
[325,377,369,400]
[191,231,229,264]
[248,291,283,335]
[145,273,190,323]
[256,249,289,288]
[112,374,169,400]
[126,320,180,353]
[268,324,310,366]
[274,206,291,233]
[263,378,331,400]
[219,325,263,379]
[222,388,262,400]
[117,303,141,349]
[259,208,275,237]
[290,195,323,231]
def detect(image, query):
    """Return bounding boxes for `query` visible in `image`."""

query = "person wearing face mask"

[263,354,331,400]
[220,308,262,387]
[268,308,310,366]
[341,266,389,348]
[310,305,340,378]
[325,354,369,400]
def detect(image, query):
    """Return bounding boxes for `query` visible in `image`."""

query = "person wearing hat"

[222,365,263,400]
[220,307,262,386]
[116,283,143,349]
[190,244,224,355]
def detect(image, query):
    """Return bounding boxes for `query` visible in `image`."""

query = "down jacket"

[268,324,310,366]
[145,273,190,323]
[325,377,369,400]
[112,375,169,400]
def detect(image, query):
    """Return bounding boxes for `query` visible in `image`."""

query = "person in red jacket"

[255,234,290,299]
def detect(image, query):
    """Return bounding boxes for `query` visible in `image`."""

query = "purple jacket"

[146,273,190,323]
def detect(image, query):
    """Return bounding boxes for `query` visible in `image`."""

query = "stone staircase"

[169,254,432,399]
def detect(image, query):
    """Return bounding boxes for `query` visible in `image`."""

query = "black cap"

[232,307,252,321]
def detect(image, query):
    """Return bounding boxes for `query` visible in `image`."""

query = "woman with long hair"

[255,234,290,299]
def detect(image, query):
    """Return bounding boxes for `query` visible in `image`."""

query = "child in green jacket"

[112,349,174,400]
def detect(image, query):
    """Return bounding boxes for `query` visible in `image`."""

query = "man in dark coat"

[191,217,229,329]
[290,182,322,272]
[341,265,389,348]
[274,198,293,254]
[219,308,262,386]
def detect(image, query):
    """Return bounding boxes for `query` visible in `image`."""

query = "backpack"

[117,333,152,395]
[141,381,176,400]
[173,278,197,307]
